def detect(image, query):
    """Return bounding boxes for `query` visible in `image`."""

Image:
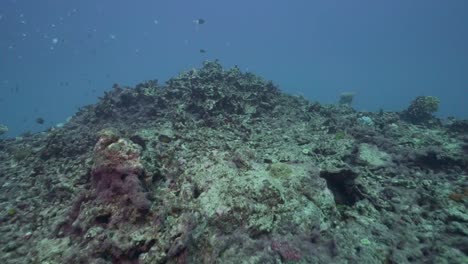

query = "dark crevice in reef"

[320,169,362,206]
[95,213,112,225]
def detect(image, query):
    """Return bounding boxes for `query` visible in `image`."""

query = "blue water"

[1,0,467,136]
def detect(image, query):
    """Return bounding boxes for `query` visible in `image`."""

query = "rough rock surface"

[0,61,467,263]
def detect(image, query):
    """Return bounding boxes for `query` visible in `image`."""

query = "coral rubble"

[0,61,467,263]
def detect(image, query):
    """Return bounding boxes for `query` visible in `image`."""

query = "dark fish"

[199,49,206,53]
[36,117,45,124]
[194,18,205,25]
[11,85,19,93]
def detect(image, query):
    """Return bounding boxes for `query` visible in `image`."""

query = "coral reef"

[338,92,354,106]
[403,95,440,123]
[0,124,7,135]
[0,61,467,263]
[91,129,150,210]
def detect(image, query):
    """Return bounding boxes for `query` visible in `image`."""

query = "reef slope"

[0,61,467,263]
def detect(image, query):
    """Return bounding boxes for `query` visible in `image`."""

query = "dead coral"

[91,129,151,211]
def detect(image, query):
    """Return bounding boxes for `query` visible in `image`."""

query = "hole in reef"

[193,184,202,199]
[95,213,112,224]
[319,169,362,206]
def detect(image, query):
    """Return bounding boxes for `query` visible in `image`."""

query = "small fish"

[199,49,206,53]
[36,117,45,124]
[12,85,19,93]
[193,18,205,25]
